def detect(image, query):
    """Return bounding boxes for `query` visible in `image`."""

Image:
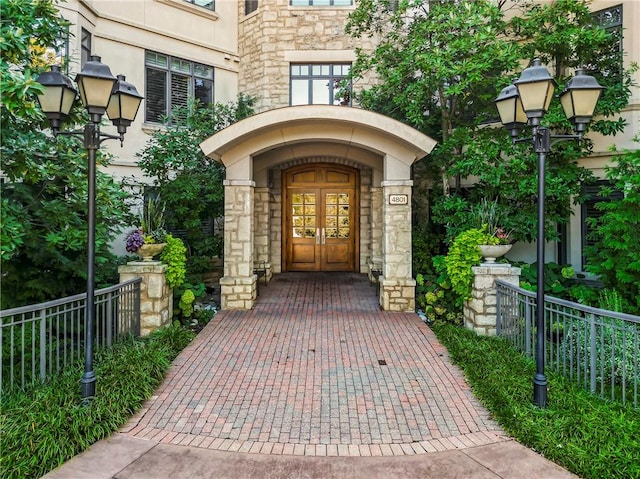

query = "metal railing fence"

[1,278,141,395]
[496,280,639,408]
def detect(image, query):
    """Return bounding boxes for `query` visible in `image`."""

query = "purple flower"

[125,229,145,252]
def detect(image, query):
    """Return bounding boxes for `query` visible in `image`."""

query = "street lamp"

[36,55,143,400]
[495,59,603,408]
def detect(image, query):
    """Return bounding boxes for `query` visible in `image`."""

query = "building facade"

[56,0,639,310]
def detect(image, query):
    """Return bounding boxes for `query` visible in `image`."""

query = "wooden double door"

[284,164,359,272]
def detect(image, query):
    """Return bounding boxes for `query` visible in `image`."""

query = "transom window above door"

[145,51,214,123]
[290,63,351,106]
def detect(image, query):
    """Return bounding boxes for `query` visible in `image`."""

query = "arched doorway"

[283,163,359,272]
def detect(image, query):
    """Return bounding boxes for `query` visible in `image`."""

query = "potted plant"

[474,199,514,263]
[125,196,168,261]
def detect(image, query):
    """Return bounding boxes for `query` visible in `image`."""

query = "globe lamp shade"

[36,65,77,131]
[75,55,117,120]
[495,84,527,138]
[107,75,144,132]
[514,59,557,126]
[559,69,604,135]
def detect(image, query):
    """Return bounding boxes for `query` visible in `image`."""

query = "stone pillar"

[221,180,257,309]
[464,264,521,336]
[254,186,272,282]
[379,180,415,312]
[118,261,172,336]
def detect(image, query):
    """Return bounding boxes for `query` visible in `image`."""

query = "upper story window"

[245,0,258,15]
[145,51,214,123]
[290,63,351,106]
[184,0,214,10]
[80,28,91,68]
[290,0,352,6]
[591,5,623,81]
[581,180,624,269]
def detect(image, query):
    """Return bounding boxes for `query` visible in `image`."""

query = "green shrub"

[160,234,187,289]
[0,324,194,479]
[444,226,495,302]
[432,323,640,479]
[416,255,462,325]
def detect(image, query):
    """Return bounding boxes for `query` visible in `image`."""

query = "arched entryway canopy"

[199,105,437,311]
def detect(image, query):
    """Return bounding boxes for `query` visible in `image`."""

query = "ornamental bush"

[444,226,495,302]
[160,235,187,289]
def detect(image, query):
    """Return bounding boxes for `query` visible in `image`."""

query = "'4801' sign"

[388,194,408,205]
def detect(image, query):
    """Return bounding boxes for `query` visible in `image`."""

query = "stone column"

[220,179,257,309]
[254,187,272,282]
[379,180,415,312]
[464,264,521,336]
[118,261,172,336]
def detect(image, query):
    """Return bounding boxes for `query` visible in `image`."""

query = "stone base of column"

[220,275,257,310]
[379,276,416,312]
[118,261,172,336]
[464,264,521,336]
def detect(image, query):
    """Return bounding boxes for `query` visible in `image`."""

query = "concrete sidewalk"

[42,273,577,478]
[43,433,576,479]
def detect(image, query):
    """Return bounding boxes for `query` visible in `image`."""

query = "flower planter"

[478,244,512,264]
[135,243,166,261]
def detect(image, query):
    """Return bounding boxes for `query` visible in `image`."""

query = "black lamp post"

[36,55,143,400]
[495,59,603,408]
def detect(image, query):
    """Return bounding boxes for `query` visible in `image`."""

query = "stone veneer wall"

[254,187,272,281]
[269,169,283,274]
[118,261,172,336]
[238,0,377,112]
[379,180,415,312]
[221,180,257,309]
[464,265,521,336]
[359,169,372,273]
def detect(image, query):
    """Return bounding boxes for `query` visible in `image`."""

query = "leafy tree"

[1,0,134,308]
[586,138,640,314]
[347,0,635,245]
[136,95,255,263]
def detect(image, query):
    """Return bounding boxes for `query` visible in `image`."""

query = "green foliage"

[0,324,194,479]
[432,323,640,479]
[586,139,640,314]
[416,255,462,325]
[140,195,167,243]
[160,234,187,289]
[0,0,134,308]
[444,227,495,302]
[348,0,634,245]
[136,95,255,260]
[412,223,444,276]
[179,288,196,318]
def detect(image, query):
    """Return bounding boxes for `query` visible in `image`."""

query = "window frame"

[245,0,258,15]
[144,51,214,124]
[289,63,352,106]
[581,180,624,269]
[183,0,214,11]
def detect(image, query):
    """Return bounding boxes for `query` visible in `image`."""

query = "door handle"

[316,228,320,244]
[321,228,326,245]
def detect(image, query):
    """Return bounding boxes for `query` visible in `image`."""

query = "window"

[245,0,258,15]
[581,180,624,269]
[183,0,214,10]
[145,51,214,123]
[290,0,352,5]
[591,5,623,81]
[81,28,91,68]
[290,64,351,106]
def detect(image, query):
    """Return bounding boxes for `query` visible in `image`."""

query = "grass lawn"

[431,322,640,479]
[0,324,195,479]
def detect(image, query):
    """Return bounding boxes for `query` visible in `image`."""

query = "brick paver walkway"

[122,273,507,456]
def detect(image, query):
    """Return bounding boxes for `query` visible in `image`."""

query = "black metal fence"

[1,279,141,395]
[496,280,639,408]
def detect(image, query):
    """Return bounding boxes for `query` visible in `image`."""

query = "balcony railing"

[496,280,639,408]
[1,279,141,395]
